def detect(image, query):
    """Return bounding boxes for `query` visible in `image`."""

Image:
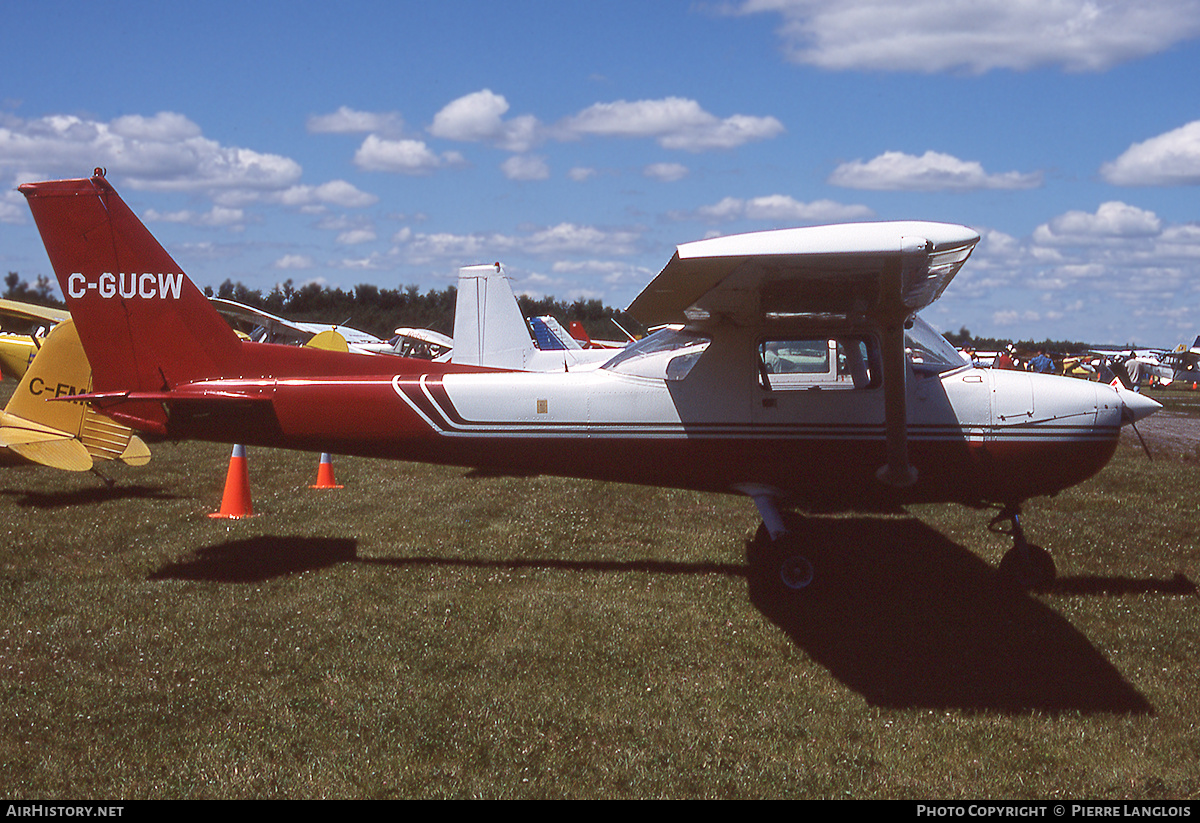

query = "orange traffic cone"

[310,452,343,489]
[208,444,255,518]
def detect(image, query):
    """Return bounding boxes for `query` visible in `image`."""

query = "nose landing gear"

[989,505,1056,590]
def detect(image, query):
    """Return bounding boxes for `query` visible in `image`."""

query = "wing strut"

[874,251,919,488]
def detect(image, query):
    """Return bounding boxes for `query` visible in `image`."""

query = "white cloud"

[144,206,245,228]
[687,194,874,223]
[430,90,508,141]
[1101,121,1200,186]
[273,254,315,270]
[644,162,689,182]
[429,89,542,152]
[733,0,1200,73]
[398,222,643,264]
[0,111,302,193]
[568,167,597,182]
[551,259,656,288]
[0,192,26,224]
[828,150,1042,191]
[421,90,784,160]
[337,253,390,271]
[307,106,405,137]
[560,97,783,151]
[275,179,379,209]
[501,154,550,181]
[110,112,202,141]
[522,223,641,256]
[336,228,377,245]
[353,135,464,174]
[1031,201,1162,245]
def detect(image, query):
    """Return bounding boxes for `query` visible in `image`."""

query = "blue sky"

[3,0,1200,346]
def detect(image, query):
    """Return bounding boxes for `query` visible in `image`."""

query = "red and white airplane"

[19,171,1160,589]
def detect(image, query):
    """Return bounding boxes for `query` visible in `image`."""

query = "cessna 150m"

[19,171,1160,589]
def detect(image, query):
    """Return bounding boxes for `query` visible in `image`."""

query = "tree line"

[4,271,636,342]
[4,272,62,309]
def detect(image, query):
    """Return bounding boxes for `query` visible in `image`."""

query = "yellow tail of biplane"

[0,319,150,471]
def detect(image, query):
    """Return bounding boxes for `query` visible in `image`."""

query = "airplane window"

[602,327,711,381]
[905,315,970,376]
[758,337,879,390]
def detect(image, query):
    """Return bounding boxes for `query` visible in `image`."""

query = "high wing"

[626,222,979,328]
[627,221,980,489]
[0,298,71,327]
[0,318,150,471]
[0,298,73,380]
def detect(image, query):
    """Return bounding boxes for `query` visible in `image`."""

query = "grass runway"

[0,383,1197,798]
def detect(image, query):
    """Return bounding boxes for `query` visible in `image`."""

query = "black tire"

[750,518,815,591]
[998,543,1056,591]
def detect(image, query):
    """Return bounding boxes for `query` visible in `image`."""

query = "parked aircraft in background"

[210,266,613,368]
[0,298,71,380]
[447,263,615,371]
[0,317,150,477]
[386,327,453,360]
[20,171,1160,590]
[1089,346,1187,387]
[210,298,389,355]
[1160,337,1200,386]
[567,320,631,350]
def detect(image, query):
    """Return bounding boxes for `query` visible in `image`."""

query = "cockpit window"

[905,315,970,376]
[601,327,711,381]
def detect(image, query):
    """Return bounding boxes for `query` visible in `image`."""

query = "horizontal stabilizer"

[8,439,94,472]
[0,414,93,471]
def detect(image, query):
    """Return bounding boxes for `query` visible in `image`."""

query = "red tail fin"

[19,172,242,410]
[568,321,593,347]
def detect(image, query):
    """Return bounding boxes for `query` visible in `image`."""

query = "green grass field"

[0,383,1197,799]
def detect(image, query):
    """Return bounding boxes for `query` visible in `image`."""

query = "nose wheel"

[778,552,815,590]
[751,519,815,590]
[989,506,1056,590]
[741,486,818,591]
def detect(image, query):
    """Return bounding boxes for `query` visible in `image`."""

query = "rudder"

[19,171,242,407]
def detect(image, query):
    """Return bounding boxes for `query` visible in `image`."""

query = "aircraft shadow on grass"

[153,535,744,584]
[151,519,1188,715]
[150,536,358,583]
[745,515,1174,715]
[0,484,179,509]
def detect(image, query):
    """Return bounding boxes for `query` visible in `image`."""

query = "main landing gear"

[989,504,1056,590]
[744,487,1057,593]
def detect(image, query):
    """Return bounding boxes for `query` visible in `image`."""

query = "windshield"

[906,315,969,376]
[601,327,711,380]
